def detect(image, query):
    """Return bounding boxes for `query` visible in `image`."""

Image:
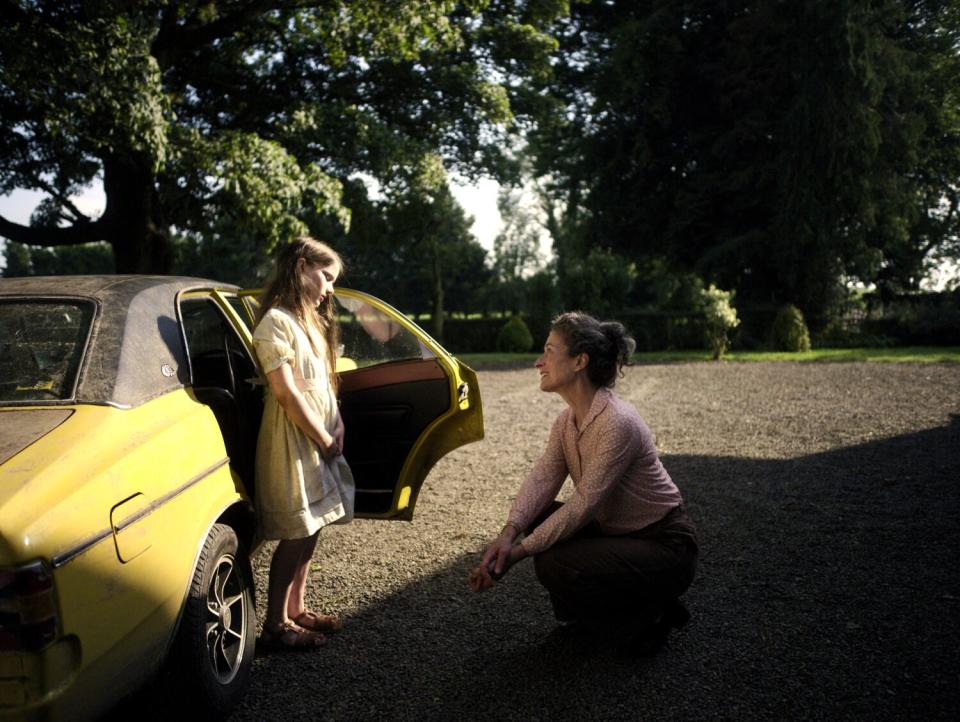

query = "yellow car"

[0,275,483,721]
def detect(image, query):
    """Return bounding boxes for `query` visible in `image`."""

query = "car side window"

[335,296,434,369]
[180,298,256,391]
[227,296,253,331]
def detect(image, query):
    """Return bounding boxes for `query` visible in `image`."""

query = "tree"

[314,174,492,342]
[2,241,113,276]
[380,181,491,342]
[0,1,564,273]
[490,186,544,312]
[525,0,960,328]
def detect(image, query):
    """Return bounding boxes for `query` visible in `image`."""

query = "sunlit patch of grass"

[458,347,960,367]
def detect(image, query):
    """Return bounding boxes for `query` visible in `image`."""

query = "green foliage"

[523,269,561,348]
[0,1,566,272]
[815,290,960,348]
[771,305,812,352]
[168,129,347,257]
[496,315,534,353]
[562,248,637,318]
[323,181,491,343]
[172,229,272,288]
[701,284,740,360]
[461,346,960,366]
[3,242,114,277]
[525,0,960,329]
[490,186,545,313]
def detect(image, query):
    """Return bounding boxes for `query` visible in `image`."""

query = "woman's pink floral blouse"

[507,387,682,556]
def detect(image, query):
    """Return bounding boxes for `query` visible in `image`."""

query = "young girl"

[252,237,355,649]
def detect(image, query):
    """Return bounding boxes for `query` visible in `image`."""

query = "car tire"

[165,522,256,716]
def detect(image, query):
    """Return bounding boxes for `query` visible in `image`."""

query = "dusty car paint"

[0,275,483,720]
[0,393,245,718]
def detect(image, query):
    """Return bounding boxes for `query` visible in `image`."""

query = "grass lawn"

[458,346,960,368]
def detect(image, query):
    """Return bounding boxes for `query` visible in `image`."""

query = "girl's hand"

[332,415,345,453]
[318,431,341,462]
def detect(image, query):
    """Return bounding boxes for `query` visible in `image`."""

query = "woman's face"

[300,258,339,305]
[535,330,584,393]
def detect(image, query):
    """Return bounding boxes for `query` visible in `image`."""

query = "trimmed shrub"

[496,315,534,353]
[701,285,740,360]
[771,304,811,352]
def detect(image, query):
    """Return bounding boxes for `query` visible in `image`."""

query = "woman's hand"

[468,525,526,592]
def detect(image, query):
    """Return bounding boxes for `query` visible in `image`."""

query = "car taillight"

[0,561,59,652]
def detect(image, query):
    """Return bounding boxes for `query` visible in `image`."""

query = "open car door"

[235,288,483,520]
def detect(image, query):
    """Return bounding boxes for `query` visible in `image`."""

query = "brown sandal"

[293,610,343,633]
[259,620,326,650]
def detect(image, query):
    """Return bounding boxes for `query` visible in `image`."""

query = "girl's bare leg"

[286,532,320,619]
[265,534,318,629]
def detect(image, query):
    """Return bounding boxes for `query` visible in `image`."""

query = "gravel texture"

[230,362,960,721]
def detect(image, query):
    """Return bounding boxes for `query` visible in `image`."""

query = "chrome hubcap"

[204,554,246,684]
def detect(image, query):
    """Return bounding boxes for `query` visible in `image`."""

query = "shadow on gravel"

[227,415,960,721]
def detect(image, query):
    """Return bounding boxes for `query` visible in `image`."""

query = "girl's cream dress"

[252,307,355,540]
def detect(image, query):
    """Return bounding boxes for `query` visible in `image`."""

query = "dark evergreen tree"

[527,0,960,327]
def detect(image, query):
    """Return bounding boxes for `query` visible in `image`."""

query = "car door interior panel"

[339,359,450,514]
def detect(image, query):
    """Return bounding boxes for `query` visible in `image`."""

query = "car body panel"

[0,275,483,719]
[0,392,246,718]
[0,409,73,466]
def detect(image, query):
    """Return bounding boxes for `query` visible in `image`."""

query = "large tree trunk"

[102,154,174,274]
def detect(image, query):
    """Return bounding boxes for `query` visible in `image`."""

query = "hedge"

[438,311,706,353]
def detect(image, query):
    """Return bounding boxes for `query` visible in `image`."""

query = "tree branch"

[32,179,94,224]
[0,1,27,23]
[152,0,280,67]
[0,215,106,248]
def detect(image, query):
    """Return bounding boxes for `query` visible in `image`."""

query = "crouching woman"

[468,312,698,655]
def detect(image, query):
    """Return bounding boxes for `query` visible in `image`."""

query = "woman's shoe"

[619,599,690,658]
[664,598,690,629]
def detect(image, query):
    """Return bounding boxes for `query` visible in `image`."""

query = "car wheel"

[166,523,256,715]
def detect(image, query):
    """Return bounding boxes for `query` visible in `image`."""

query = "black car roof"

[0,275,240,407]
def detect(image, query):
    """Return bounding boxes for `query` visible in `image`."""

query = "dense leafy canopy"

[527,0,960,326]
[3,0,958,346]
[0,0,564,272]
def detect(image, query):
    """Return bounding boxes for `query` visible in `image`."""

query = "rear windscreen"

[0,300,94,402]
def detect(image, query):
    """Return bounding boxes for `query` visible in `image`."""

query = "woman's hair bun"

[551,312,635,387]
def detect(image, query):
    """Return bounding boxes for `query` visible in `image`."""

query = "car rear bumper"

[0,637,81,720]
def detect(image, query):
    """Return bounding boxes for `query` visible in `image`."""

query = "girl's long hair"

[255,237,344,391]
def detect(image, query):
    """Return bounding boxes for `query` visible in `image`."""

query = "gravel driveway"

[231,362,960,721]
